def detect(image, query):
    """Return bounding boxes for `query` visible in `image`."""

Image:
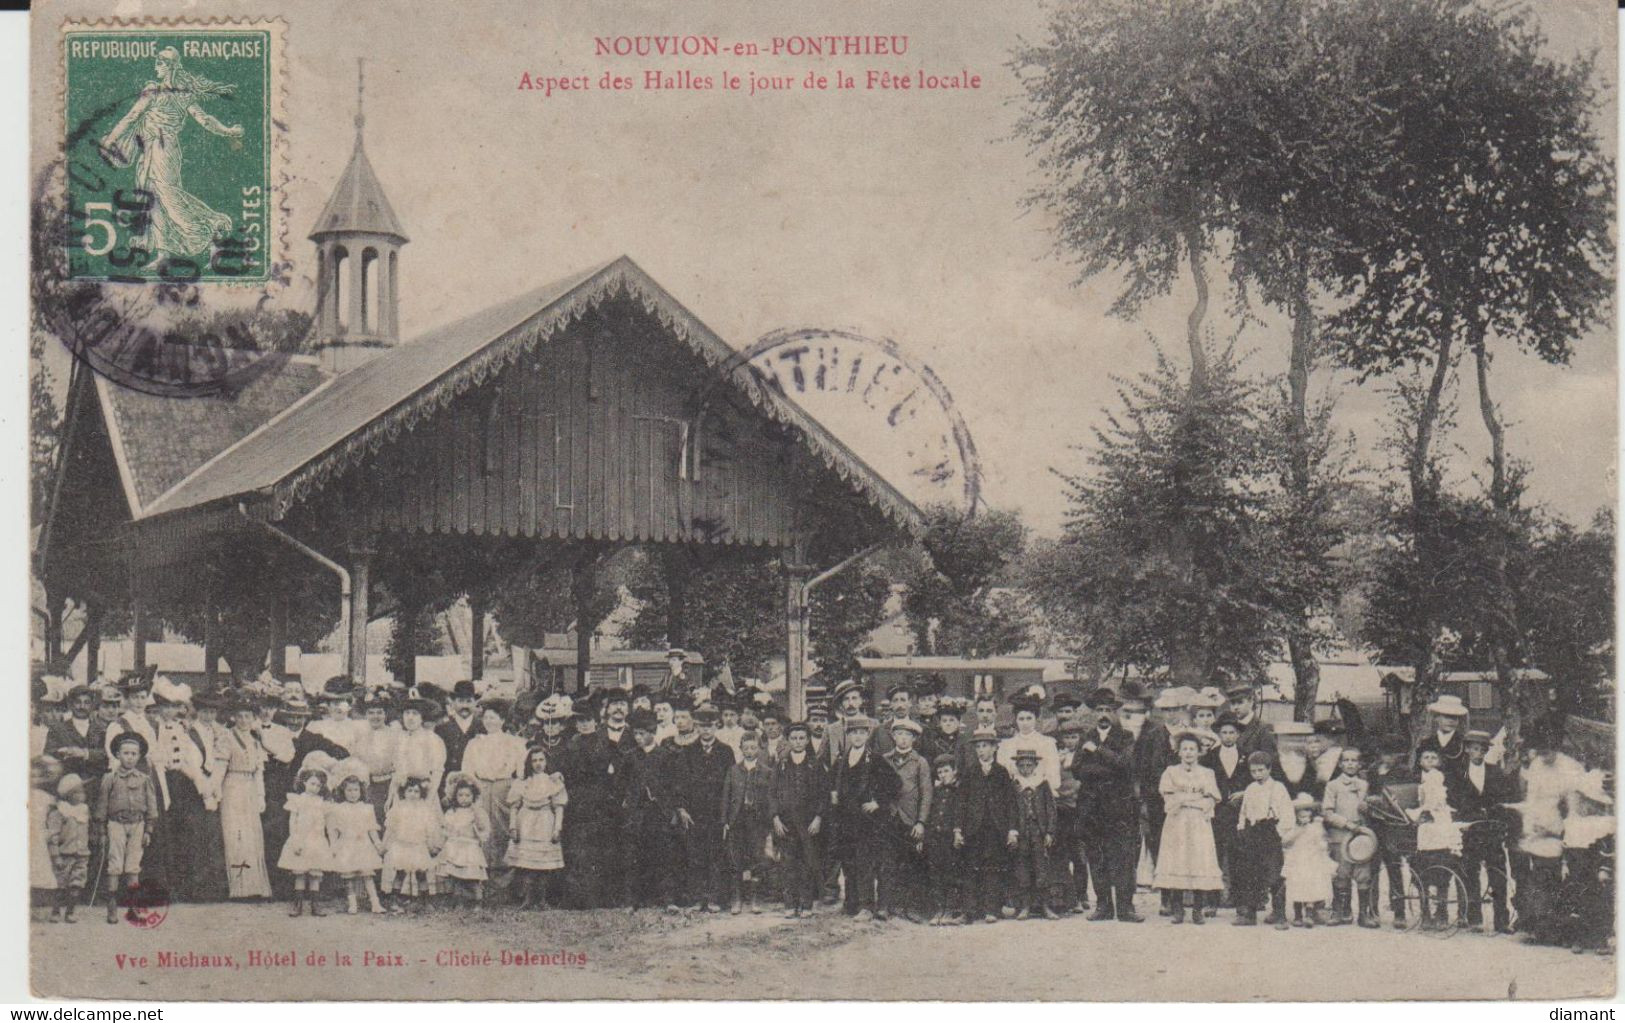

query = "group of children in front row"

[31,733,568,922]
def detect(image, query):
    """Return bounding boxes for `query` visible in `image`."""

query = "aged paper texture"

[27,0,1618,1002]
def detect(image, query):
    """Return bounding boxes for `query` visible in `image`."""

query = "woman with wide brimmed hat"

[218,690,272,899]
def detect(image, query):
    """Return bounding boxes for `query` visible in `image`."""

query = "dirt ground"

[29,893,1617,1002]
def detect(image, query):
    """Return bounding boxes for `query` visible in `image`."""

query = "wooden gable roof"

[141,256,924,536]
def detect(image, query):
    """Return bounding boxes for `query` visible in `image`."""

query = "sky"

[32,0,1620,536]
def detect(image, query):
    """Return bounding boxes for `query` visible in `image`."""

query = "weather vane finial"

[355,57,365,138]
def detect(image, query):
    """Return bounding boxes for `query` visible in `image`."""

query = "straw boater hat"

[970,726,999,744]
[1154,685,1198,709]
[151,677,193,707]
[1463,729,1494,748]
[831,678,864,703]
[534,693,573,722]
[1426,695,1469,717]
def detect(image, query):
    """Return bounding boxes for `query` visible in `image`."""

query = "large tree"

[1030,352,1286,684]
[901,505,1034,658]
[1319,0,1613,738]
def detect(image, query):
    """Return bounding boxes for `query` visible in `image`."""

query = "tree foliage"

[1028,349,1287,684]
[901,505,1034,658]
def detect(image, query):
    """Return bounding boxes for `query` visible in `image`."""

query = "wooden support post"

[571,555,597,695]
[268,594,288,678]
[131,584,147,673]
[468,594,487,681]
[348,542,373,686]
[203,576,220,685]
[662,549,690,649]
[784,564,811,722]
[83,601,101,683]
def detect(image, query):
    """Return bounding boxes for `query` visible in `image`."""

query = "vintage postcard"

[25,0,1618,1003]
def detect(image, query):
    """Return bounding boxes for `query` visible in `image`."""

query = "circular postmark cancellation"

[48,19,291,397]
[119,881,170,929]
[698,326,982,516]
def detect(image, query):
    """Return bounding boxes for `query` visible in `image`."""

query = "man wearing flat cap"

[1451,729,1516,933]
[1072,687,1143,922]
[1224,683,1278,758]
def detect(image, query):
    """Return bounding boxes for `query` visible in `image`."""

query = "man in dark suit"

[1073,688,1145,922]
[1203,714,1250,906]
[1450,729,1517,933]
[1414,695,1471,781]
[956,725,1016,923]
[434,680,485,776]
[46,685,109,782]
[830,715,901,920]
[673,704,734,912]
[565,687,633,907]
[622,708,674,910]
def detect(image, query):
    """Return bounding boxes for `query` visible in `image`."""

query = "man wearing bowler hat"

[435,680,485,777]
[1072,687,1144,922]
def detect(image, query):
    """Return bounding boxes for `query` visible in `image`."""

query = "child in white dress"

[327,773,385,914]
[1281,792,1335,927]
[1411,748,1461,930]
[505,747,567,910]
[437,774,491,909]
[278,768,333,917]
[382,775,443,913]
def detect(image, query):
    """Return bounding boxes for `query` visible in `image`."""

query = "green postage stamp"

[62,20,285,284]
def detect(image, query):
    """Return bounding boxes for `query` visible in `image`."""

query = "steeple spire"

[310,61,408,373]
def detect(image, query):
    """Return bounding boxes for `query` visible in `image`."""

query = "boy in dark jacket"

[1011,748,1061,919]
[771,721,829,918]
[622,709,674,910]
[831,716,901,920]
[924,753,962,924]
[721,732,773,913]
[955,726,1016,923]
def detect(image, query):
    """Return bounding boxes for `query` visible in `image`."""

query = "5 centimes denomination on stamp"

[63,19,284,285]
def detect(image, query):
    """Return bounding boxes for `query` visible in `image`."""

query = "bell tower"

[310,60,409,374]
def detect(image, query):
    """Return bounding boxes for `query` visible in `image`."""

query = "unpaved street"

[30,894,1615,1001]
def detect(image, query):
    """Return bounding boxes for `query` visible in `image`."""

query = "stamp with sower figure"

[64,21,282,284]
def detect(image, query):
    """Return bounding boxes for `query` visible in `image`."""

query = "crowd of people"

[25,666,1615,952]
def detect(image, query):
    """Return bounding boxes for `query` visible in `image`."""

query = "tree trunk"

[1183,222,1211,393]
[203,575,220,686]
[1405,327,1456,744]
[1286,261,1320,721]
[1473,344,1523,758]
